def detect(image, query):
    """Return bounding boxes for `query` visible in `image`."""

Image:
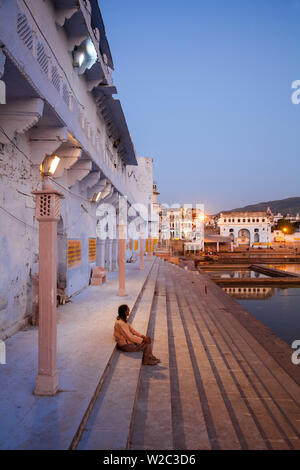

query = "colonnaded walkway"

[0,261,154,450]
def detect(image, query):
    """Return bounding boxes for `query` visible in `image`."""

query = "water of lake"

[204,269,268,279]
[231,287,300,345]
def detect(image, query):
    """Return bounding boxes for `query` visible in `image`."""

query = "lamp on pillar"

[40,155,61,177]
[118,223,127,296]
[32,177,63,396]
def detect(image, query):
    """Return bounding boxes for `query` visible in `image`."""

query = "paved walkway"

[0,260,154,450]
[130,261,300,450]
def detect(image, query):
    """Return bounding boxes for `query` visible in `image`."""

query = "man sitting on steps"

[114,304,160,365]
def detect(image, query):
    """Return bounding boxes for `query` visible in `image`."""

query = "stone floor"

[0,260,154,450]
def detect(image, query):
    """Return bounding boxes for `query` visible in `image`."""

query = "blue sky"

[100,0,300,213]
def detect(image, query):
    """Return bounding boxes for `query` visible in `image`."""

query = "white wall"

[218,223,271,246]
[0,134,39,339]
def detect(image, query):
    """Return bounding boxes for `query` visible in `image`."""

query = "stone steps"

[76,261,159,450]
[129,268,173,450]
[129,260,300,450]
[74,258,300,450]
[167,263,300,449]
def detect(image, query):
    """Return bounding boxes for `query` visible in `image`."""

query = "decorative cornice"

[0,97,44,145]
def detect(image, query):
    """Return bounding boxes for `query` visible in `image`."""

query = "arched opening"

[254,232,260,243]
[238,229,250,245]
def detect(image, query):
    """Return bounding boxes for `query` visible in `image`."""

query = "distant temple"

[218,211,272,248]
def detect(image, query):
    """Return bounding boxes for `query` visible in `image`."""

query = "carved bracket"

[98,184,113,204]
[103,190,120,207]
[55,7,78,27]
[79,171,101,193]
[29,126,68,165]
[87,177,107,200]
[67,159,92,187]
[54,145,82,178]
[0,98,44,144]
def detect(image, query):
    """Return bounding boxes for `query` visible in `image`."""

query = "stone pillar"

[112,239,118,271]
[32,179,63,396]
[96,239,106,268]
[108,239,113,271]
[118,223,126,296]
[217,242,220,252]
[105,239,113,271]
[140,233,144,271]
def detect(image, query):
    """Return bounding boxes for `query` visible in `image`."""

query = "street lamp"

[32,179,63,396]
[72,38,97,74]
[90,191,102,203]
[40,155,61,177]
[283,227,287,245]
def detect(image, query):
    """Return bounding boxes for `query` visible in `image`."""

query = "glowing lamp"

[72,38,97,74]
[90,191,102,203]
[40,155,61,177]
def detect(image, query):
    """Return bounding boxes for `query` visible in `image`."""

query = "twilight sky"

[100,0,300,214]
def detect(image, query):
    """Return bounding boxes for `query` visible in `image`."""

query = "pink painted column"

[118,223,126,296]
[32,179,63,396]
[140,233,144,271]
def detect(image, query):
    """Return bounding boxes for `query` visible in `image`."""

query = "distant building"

[218,212,272,248]
[272,230,300,244]
[272,213,284,224]
[160,206,204,243]
[273,212,300,225]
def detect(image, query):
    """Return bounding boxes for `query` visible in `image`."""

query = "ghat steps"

[75,259,300,450]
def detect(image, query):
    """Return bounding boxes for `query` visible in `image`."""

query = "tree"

[276,219,296,234]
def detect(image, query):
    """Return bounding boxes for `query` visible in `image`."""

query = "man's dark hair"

[118,304,129,322]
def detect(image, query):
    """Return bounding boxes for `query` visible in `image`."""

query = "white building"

[0,0,154,339]
[217,212,272,248]
[273,212,300,224]
[272,231,300,244]
[159,206,204,246]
